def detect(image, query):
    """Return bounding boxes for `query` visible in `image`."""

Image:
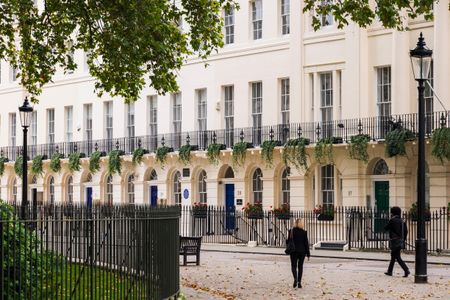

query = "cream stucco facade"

[0,1,449,211]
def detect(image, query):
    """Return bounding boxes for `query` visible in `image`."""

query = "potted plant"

[261,140,282,167]
[31,155,46,176]
[242,202,264,219]
[0,156,9,176]
[282,138,310,171]
[155,146,173,167]
[232,142,252,167]
[178,144,198,165]
[272,203,291,220]
[108,150,124,175]
[69,152,85,173]
[314,138,333,165]
[431,127,450,163]
[409,202,431,222]
[348,134,370,163]
[89,151,104,174]
[132,147,148,166]
[315,205,335,221]
[192,202,208,218]
[385,127,415,157]
[14,156,25,178]
[206,143,226,165]
[50,152,64,173]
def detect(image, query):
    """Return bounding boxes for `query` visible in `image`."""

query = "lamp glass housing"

[410,55,432,81]
[18,98,33,127]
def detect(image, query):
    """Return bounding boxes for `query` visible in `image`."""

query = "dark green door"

[374,181,389,233]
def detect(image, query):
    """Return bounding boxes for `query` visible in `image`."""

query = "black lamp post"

[19,97,33,220]
[410,32,432,284]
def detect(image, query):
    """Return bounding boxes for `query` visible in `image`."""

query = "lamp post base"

[414,238,428,284]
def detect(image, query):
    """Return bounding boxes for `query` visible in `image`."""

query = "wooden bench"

[179,236,202,266]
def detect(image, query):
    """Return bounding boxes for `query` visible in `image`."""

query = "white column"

[262,177,274,210]
[289,175,306,210]
[206,179,219,206]
[134,181,144,204]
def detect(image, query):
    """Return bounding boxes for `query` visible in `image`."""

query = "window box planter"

[192,208,208,219]
[332,137,343,144]
[274,212,292,220]
[247,212,264,219]
[242,203,263,219]
[317,214,334,221]
[410,213,431,222]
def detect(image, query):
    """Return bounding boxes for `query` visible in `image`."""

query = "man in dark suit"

[384,206,410,277]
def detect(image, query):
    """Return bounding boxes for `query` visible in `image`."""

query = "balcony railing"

[1,111,449,161]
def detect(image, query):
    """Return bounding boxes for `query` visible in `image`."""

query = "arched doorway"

[218,165,235,231]
[370,159,390,235]
[145,169,158,206]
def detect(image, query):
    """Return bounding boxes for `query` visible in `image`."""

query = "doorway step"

[313,241,348,251]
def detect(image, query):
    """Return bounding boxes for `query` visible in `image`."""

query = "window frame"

[251,0,263,40]
[281,0,290,35]
[224,7,235,44]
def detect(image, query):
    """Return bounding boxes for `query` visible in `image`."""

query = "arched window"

[127,174,135,204]
[281,167,290,205]
[67,176,73,204]
[321,165,334,209]
[373,159,388,175]
[106,175,113,205]
[252,168,263,204]
[173,171,182,204]
[12,178,17,204]
[224,166,234,178]
[49,176,55,205]
[150,169,158,181]
[198,170,207,204]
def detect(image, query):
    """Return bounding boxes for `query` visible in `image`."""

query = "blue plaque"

[183,189,189,199]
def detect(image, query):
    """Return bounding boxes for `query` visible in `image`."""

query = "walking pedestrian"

[384,206,410,277]
[289,218,310,288]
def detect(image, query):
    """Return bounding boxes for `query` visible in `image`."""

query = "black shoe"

[293,281,297,288]
[298,283,302,288]
[403,270,410,278]
[384,272,392,276]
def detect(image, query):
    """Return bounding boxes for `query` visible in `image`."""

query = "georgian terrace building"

[0,1,449,213]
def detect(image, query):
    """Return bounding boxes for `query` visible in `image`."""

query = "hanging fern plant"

[69,153,82,173]
[108,150,123,175]
[89,151,102,174]
[232,142,251,167]
[314,138,334,165]
[261,140,280,167]
[31,155,45,176]
[0,157,9,176]
[156,146,172,167]
[431,127,450,163]
[50,152,64,173]
[282,138,310,171]
[132,148,147,166]
[14,156,24,178]
[207,143,225,165]
[178,145,193,165]
[348,134,370,163]
[385,128,415,157]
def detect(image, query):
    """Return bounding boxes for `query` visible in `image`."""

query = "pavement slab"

[180,251,450,300]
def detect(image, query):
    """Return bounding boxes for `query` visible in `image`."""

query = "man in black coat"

[384,206,410,277]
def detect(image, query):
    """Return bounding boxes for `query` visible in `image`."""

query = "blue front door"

[225,184,235,230]
[86,187,93,208]
[150,186,158,207]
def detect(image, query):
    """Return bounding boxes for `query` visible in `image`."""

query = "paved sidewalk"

[181,249,450,300]
[201,243,450,265]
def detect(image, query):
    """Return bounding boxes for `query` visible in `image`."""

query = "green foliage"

[206,143,224,165]
[431,127,450,163]
[232,142,250,167]
[348,134,370,163]
[132,148,146,166]
[303,0,435,31]
[0,200,59,298]
[282,138,309,171]
[31,155,45,176]
[0,157,9,176]
[68,153,81,173]
[385,128,415,157]
[178,145,193,165]
[261,140,279,167]
[14,156,24,178]
[50,153,63,173]
[89,151,102,174]
[108,150,123,175]
[0,0,238,103]
[314,138,333,165]
[156,146,172,167]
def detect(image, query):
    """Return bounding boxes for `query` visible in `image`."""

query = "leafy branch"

[348,134,370,163]
[89,151,103,174]
[314,138,333,165]
[108,150,123,175]
[431,127,450,163]
[206,143,225,165]
[282,138,310,171]
[50,153,63,173]
[31,155,45,176]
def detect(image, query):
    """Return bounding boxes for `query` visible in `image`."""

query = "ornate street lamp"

[410,32,432,284]
[18,97,33,220]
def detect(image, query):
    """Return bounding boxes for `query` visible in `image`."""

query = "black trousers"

[388,248,409,273]
[290,252,306,283]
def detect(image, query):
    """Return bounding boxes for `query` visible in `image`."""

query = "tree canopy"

[304,0,435,31]
[0,0,236,103]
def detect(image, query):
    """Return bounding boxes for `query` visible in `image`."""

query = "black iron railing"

[0,203,180,300]
[180,206,450,254]
[2,111,450,161]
